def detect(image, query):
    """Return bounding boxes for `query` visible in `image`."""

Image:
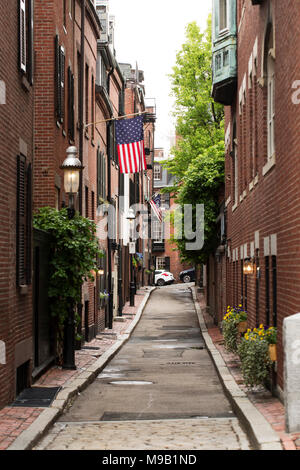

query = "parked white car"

[155,270,175,286]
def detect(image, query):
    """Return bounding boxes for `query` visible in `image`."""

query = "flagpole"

[85,111,148,129]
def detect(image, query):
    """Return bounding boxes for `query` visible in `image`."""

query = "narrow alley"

[34,285,250,450]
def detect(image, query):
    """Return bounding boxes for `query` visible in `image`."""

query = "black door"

[33,229,54,376]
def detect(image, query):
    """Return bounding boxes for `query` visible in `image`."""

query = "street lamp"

[127,208,136,307]
[60,146,84,370]
[60,146,84,219]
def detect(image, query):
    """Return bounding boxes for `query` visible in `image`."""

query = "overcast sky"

[109,0,212,154]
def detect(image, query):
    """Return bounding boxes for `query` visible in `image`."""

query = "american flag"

[150,193,163,223]
[115,115,147,174]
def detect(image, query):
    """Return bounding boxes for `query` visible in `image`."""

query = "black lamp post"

[60,146,84,370]
[127,208,136,307]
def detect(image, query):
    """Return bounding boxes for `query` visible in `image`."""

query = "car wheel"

[157,278,165,286]
[183,274,191,283]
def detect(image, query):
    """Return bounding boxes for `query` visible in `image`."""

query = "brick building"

[153,149,192,281]
[33,0,102,371]
[119,63,156,292]
[209,0,300,398]
[0,0,156,410]
[0,0,35,408]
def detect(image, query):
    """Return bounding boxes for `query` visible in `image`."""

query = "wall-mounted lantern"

[243,258,255,275]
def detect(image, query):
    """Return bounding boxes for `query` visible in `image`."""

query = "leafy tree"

[162,18,225,265]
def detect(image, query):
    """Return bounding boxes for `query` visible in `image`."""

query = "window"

[68,67,75,141]
[77,52,81,123]
[97,148,106,204]
[156,257,165,270]
[219,0,228,31]
[55,36,65,124]
[85,65,89,128]
[63,0,67,27]
[232,122,238,205]
[153,221,163,241]
[91,75,95,140]
[154,164,162,181]
[267,51,275,159]
[19,0,34,84]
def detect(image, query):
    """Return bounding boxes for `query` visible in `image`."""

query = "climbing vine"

[33,207,102,327]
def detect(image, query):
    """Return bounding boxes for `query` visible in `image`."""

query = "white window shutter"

[20,0,27,72]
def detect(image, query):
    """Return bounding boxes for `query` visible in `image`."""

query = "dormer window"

[219,0,228,31]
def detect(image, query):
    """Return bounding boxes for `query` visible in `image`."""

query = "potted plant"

[265,326,277,362]
[222,305,248,352]
[236,309,248,333]
[99,290,109,303]
[237,325,273,388]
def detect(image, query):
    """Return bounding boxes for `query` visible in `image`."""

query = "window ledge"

[249,175,258,192]
[21,76,31,92]
[262,154,276,176]
[225,195,231,208]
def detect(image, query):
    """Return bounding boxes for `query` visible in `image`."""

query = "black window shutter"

[97,148,101,203]
[165,257,170,272]
[17,155,26,286]
[68,67,74,140]
[55,35,61,120]
[103,154,106,200]
[26,163,32,284]
[60,46,65,124]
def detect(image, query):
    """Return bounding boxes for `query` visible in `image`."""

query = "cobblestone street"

[34,285,251,450]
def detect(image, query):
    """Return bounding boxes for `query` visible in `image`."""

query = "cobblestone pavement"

[34,284,251,451]
[35,418,250,450]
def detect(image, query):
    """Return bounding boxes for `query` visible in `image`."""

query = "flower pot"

[269,344,277,361]
[238,321,248,333]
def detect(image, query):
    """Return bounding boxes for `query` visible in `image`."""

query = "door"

[33,229,54,376]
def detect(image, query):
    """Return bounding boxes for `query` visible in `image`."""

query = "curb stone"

[190,286,282,451]
[7,287,156,451]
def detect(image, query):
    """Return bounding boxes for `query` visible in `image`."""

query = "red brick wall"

[220,0,300,391]
[34,0,102,341]
[0,0,34,408]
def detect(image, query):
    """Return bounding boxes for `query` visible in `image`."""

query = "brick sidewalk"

[0,289,148,451]
[196,291,300,451]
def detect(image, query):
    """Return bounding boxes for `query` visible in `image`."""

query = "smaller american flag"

[115,115,147,174]
[150,194,163,223]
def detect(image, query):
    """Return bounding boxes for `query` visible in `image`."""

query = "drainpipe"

[79,0,85,215]
[107,67,114,329]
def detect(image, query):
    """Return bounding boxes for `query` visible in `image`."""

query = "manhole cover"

[108,381,153,385]
[167,362,196,365]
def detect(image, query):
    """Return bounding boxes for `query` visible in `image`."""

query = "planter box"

[269,344,277,362]
[237,321,248,333]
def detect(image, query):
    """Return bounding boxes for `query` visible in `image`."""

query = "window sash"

[219,0,228,32]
